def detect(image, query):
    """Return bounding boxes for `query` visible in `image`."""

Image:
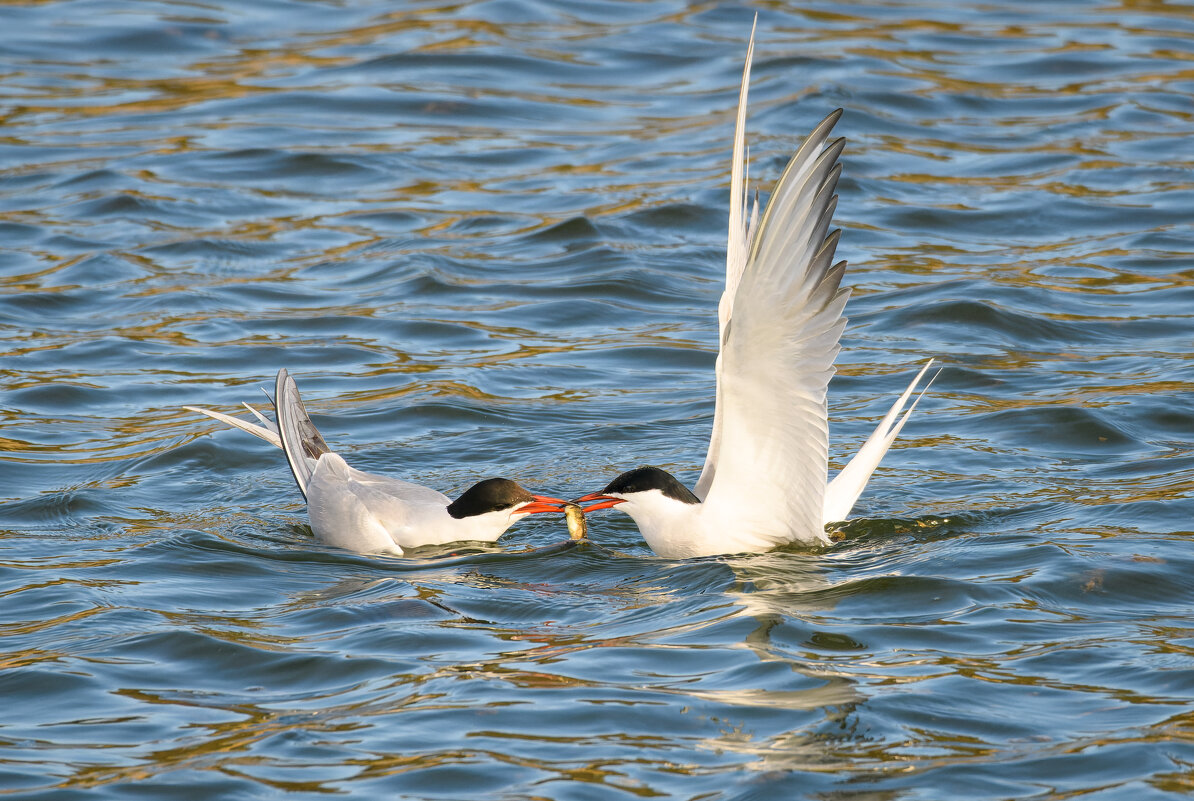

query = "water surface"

[2,1,1194,798]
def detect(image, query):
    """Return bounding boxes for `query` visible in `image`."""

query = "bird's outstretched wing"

[694,18,757,501]
[698,38,849,545]
[695,27,844,505]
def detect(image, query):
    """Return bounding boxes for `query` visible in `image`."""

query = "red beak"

[572,491,626,513]
[519,495,568,515]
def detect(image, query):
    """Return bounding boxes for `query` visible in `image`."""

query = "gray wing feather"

[695,109,845,504]
[275,368,330,500]
[701,109,849,545]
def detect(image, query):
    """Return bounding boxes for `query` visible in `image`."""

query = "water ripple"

[2,0,1193,799]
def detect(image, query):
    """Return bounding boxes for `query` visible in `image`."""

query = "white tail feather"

[242,402,278,433]
[184,405,282,449]
[187,372,328,503]
[822,359,938,524]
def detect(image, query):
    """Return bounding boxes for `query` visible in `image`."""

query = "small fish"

[563,502,587,540]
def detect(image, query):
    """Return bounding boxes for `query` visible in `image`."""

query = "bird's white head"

[575,466,701,550]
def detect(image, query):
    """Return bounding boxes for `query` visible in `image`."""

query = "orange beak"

[572,491,626,513]
[519,495,568,515]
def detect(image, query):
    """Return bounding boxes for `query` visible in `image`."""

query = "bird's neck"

[622,492,706,558]
[443,506,517,544]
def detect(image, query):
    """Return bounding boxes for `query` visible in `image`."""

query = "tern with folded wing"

[188,369,566,555]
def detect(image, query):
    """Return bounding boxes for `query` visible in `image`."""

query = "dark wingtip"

[819,108,845,134]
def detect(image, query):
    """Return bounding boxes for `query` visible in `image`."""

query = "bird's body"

[578,26,935,558]
[582,465,824,558]
[187,369,564,555]
[302,453,539,554]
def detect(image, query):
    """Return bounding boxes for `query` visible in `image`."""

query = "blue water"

[3,1,1194,798]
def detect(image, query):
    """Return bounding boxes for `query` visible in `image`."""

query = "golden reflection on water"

[2,1,1193,798]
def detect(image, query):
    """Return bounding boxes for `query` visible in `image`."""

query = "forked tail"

[184,399,281,448]
[822,360,938,525]
[186,368,330,500]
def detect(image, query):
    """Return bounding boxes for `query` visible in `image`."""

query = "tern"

[187,369,566,555]
[576,27,936,558]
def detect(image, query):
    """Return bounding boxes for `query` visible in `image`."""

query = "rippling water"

[3,1,1194,798]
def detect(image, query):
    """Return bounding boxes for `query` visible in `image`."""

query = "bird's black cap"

[447,477,535,519]
[602,466,699,505]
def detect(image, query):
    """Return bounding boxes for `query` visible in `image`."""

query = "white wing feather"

[695,18,756,500]
[721,16,757,331]
[697,50,850,545]
[692,27,938,548]
[695,28,847,506]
